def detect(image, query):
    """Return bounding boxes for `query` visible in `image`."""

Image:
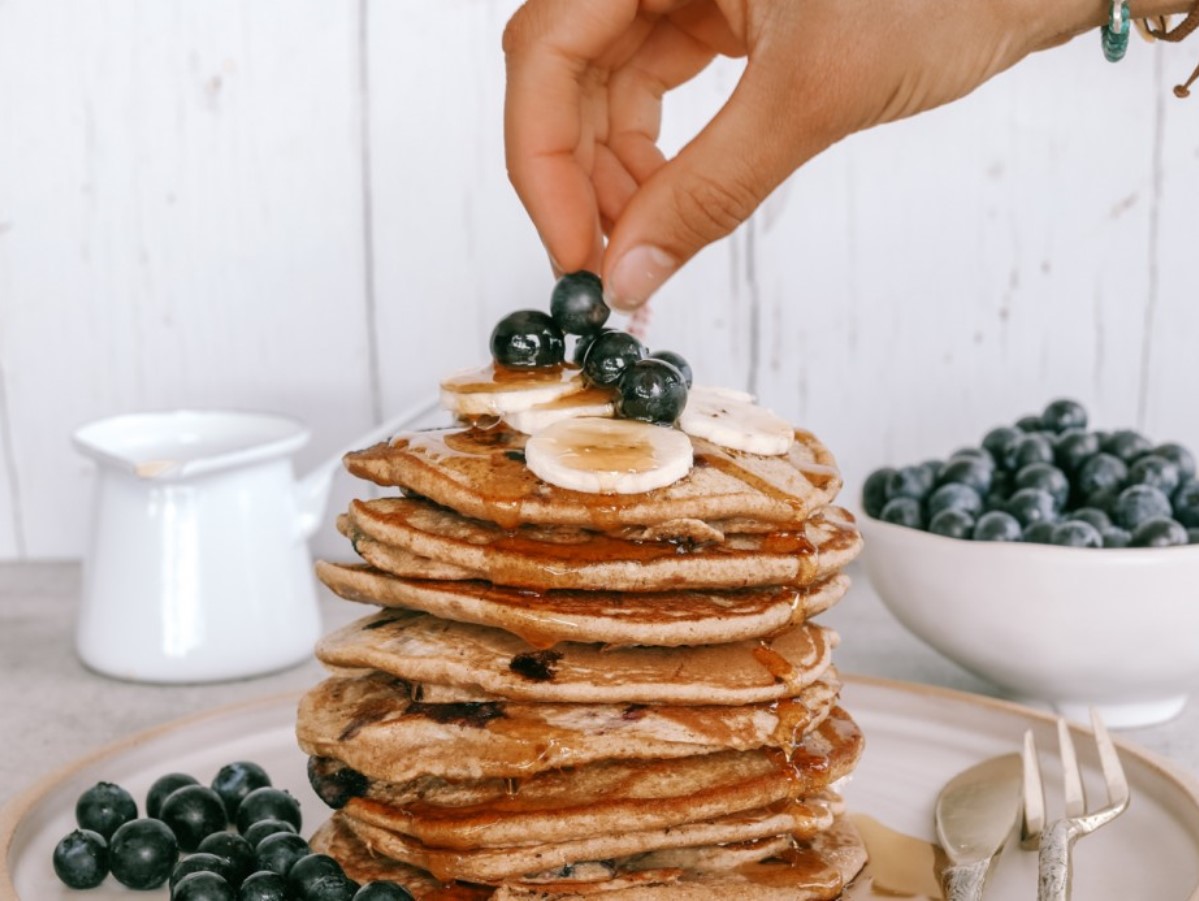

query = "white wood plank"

[1142,45,1199,460]
[364,0,546,422]
[0,0,372,558]
[0,373,21,558]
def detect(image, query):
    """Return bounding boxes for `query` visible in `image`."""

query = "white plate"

[3,678,1198,900]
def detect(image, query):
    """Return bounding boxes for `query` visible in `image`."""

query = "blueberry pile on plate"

[863,399,1199,547]
[52,762,411,900]
[489,271,692,425]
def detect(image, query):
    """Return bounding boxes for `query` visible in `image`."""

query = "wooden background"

[1,0,1197,561]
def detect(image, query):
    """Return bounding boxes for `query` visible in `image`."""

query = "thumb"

[602,57,830,310]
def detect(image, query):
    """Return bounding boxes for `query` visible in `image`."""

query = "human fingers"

[601,43,827,310]
[502,0,645,273]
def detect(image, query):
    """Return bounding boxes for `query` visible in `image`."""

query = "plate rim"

[4,677,1198,898]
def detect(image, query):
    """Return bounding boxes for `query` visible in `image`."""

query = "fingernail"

[605,245,677,311]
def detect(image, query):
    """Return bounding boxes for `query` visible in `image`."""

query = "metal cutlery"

[934,752,1024,900]
[1020,710,1130,901]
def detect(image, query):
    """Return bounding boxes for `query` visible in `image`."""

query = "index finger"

[502,0,644,274]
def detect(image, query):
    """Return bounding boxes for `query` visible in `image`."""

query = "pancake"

[332,708,859,847]
[492,815,868,900]
[314,611,838,706]
[340,802,836,884]
[345,498,862,592]
[343,426,843,531]
[297,670,841,784]
[315,563,849,649]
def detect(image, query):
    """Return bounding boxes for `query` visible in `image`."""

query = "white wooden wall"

[1,1,1197,561]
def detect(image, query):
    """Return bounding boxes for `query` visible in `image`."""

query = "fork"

[1020,710,1131,901]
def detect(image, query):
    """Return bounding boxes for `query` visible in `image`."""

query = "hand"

[503,0,1188,310]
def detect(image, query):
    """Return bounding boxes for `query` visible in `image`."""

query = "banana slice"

[504,387,616,435]
[440,363,585,418]
[525,417,694,494]
[679,385,794,456]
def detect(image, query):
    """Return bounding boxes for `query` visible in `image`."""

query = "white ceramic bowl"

[859,515,1199,727]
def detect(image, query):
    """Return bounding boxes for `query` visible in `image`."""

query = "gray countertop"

[2,561,1197,812]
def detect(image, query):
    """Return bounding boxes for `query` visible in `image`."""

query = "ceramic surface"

[860,515,1199,727]
[3,678,1197,899]
[73,410,322,683]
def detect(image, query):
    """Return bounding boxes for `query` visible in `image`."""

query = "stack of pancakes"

[299,423,867,899]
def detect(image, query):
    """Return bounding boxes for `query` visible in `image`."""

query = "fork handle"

[1038,818,1081,901]
[941,859,990,901]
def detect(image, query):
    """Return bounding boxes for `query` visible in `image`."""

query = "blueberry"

[1130,517,1189,548]
[490,310,565,368]
[1049,520,1102,548]
[52,828,108,889]
[1053,429,1100,475]
[1189,528,1199,545]
[1113,484,1173,532]
[1102,527,1132,548]
[1127,454,1182,497]
[580,330,646,387]
[983,470,1014,511]
[174,871,236,901]
[572,328,613,366]
[1087,487,1122,517]
[1155,442,1197,482]
[919,459,944,487]
[1005,488,1058,529]
[973,510,1023,542]
[354,883,415,901]
[648,350,693,388]
[928,509,975,540]
[76,781,138,840]
[148,774,200,821]
[549,271,609,335]
[308,757,368,811]
[1067,507,1112,532]
[880,497,923,529]
[212,762,272,820]
[242,818,298,849]
[170,852,236,891]
[947,447,995,470]
[982,426,1023,471]
[1101,429,1153,464]
[109,817,179,890]
[886,465,935,503]
[161,785,228,852]
[236,788,302,834]
[238,870,291,901]
[1023,521,1056,544]
[1014,463,1069,509]
[254,831,311,877]
[1013,433,1055,469]
[862,468,895,518]
[1016,414,1043,433]
[289,854,356,901]
[1040,399,1088,433]
[927,483,983,519]
[198,832,256,887]
[1076,453,1128,498]
[1175,481,1199,528]
[615,358,688,425]
[936,457,992,496]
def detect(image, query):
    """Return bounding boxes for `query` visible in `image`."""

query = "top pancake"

[343,425,842,531]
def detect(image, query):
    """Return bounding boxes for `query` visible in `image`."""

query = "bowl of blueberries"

[859,398,1199,728]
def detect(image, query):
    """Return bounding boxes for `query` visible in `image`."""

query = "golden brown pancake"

[343,426,843,531]
[345,497,862,592]
[314,611,838,706]
[315,562,849,649]
[298,670,845,785]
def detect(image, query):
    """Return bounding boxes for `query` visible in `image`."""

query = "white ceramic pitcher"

[72,401,440,683]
